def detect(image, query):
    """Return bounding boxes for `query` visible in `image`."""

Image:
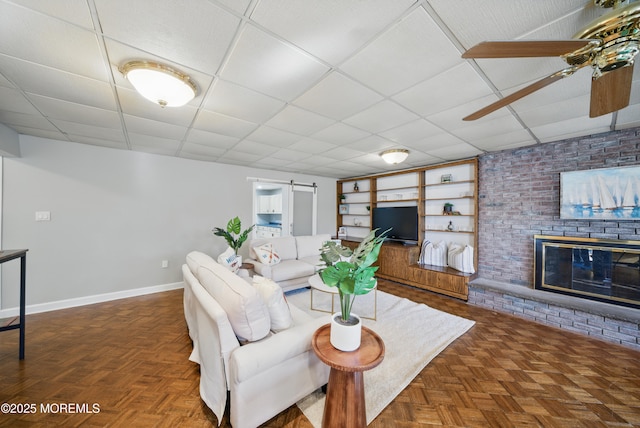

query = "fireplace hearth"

[534,235,640,309]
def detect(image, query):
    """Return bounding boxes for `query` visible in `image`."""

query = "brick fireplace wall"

[471,126,640,349]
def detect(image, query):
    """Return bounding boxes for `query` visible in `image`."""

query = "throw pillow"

[217,246,242,273]
[253,275,293,332]
[448,243,475,274]
[197,261,271,342]
[420,240,448,267]
[253,243,281,266]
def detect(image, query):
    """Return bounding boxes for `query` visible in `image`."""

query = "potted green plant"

[213,216,255,256]
[319,228,388,351]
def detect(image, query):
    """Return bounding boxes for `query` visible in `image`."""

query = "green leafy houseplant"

[319,228,389,324]
[213,217,255,255]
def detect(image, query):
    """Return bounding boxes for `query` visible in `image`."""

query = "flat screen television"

[372,206,419,245]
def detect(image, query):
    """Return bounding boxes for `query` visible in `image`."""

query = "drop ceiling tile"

[8,0,94,27]
[507,67,592,114]
[616,104,640,130]
[287,138,337,154]
[215,0,252,14]
[231,139,281,156]
[427,1,592,49]
[393,63,493,117]
[470,129,536,152]
[321,146,366,161]
[203,80,285,123]
[0,2,109,80]
[341,7,462,96]
[311,122,370,144]
[531,115,613,143]
[218,150,263,163]
[0,87,40,115]
[379,119,443,144]
[180,141,226,158]
[401,151,442,166]
[0,73,13,88]
[425,93,508,129]
[251,0,416,64]
[0,57,116,110]
[250,156,289,168]
[517,94,591,128]
[344,100,419,133]
[265,105,335,136]
[10,126,67,142]
[28,95,120,128]
[293,72,383,120]
[0,110,57,131]
[342,152,388,167]
[245,126,303,147]
[270,148,312,162]
[123,115,188,140]
[343,135,395,152]
[415,133,468,153]
[185,129,239,150]
[68,134,128,150]
[179,151,220,163]
[451,114,525,143]
[473,57,569,92]
[50,119,126,142]
[424,142,483,160]
[287,154,335,167]
[129,133,181,153]
[192,109,258,138]
[95,0,240,73]
[220,25,329,101]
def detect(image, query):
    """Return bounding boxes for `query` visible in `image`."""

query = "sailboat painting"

[560,166,640,220]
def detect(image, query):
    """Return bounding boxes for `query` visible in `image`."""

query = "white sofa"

[182,251,329,428]
[246,234,332,292]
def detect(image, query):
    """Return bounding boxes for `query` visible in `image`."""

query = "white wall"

[1,135,336,311]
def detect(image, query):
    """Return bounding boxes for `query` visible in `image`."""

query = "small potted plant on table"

[319,228,388,351]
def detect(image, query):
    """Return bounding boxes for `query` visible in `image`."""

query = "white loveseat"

[182,251,329,428]
[246,234,332,292]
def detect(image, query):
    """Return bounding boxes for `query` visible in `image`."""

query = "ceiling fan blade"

[589,64,634,117]
[463,70,572,121]
[462,40,597,58]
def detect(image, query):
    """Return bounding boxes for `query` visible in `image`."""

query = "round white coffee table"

[308,274,377,320]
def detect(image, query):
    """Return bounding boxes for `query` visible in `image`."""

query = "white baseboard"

[0,282,184,318]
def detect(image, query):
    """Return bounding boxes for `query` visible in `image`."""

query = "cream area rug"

[285,288,475,427]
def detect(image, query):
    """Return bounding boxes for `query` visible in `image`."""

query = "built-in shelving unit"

[336,158,478,300]
[337,178,373,238]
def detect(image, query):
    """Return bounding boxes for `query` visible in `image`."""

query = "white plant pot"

[330,312,362,352]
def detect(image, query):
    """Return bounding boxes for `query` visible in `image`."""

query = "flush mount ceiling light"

[119,61,197,107]
[380,149,409,164]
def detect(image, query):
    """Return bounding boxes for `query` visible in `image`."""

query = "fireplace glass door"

[535,236,640,308]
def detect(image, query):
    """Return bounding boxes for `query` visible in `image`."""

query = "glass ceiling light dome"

[119,61,197,107]
[380,149,409,164]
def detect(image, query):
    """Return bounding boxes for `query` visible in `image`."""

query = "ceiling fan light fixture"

[119,61,197,107]
[380,149,409,164]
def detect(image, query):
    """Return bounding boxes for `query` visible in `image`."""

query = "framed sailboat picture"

[560,166,640,220]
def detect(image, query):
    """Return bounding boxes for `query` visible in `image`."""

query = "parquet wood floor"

[1,280,639,427]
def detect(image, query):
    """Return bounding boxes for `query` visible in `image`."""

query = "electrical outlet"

[35,211,51,221]
[161,260,169,268]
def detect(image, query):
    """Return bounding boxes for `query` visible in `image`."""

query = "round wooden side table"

[312,323,385,428]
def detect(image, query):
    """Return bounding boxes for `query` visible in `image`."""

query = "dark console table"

[0,249,28,359]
